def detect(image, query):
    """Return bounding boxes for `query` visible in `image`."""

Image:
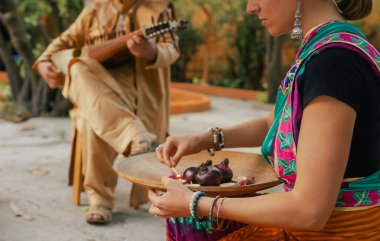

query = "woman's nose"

[246,1,260,15]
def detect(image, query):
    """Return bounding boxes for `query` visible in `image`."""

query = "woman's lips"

[260,19,269,27]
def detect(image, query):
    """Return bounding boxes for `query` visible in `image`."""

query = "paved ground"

[0,96,279,241]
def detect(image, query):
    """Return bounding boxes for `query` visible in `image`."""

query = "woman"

[149,0,380,240]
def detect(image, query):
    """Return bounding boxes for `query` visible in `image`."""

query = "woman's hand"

[37,61,63,89]
[156,132,211,168]
[126,31,158,62]
[148,176,193,218]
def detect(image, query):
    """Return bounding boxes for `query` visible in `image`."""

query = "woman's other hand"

[148,176,193,218]
[37,61,63,89]
[155,132,212,168]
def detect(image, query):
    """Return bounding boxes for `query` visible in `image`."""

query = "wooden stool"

[68,107,84,205]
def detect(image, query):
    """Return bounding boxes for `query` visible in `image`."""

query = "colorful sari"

[166,21,380,241]
[218,207,380,241]
[261,21,380,208]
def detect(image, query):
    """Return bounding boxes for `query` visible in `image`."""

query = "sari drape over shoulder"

[261,21,380,208]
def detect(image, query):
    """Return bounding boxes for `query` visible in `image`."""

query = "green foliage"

[0,84,28,122]
[223,3,266,90]
[209,78,242,88]
[257,92,268,103]
[0,83,12,102]
[18,1,52,26]
[172,0,266,89]
[18,0,83,26]
[191,77,203,85]
[171,27,204,82]
[172,0,205,82]
[57,0,84,26]
[17,0,83,55]
[17,0,51,49]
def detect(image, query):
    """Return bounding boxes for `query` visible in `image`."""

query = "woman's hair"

[335,0,373,20]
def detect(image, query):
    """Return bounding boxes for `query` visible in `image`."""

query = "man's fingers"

[48,64,61,74]
[132,34,142,44]
[133,29,143,37]
[46,78,62,89]
[50,65,61,74]
[46,76,62,85]
[46,72,62,80]
[47,83,60,89]
[47,82,57,89]
[127,35,141,47]
[52,70,62,78]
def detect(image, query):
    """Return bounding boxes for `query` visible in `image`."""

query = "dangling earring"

[291,0,303,40]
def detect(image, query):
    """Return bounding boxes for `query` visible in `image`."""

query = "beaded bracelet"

[208,195,222,231]
[207,127,217,156]
[190,191,206,223]
[207,127,225,156]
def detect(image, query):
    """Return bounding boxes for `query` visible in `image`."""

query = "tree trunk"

[37,21,52,46]
[0,21,23,99]
[266,35,285,103]
[0,0,40,113]
[0,0,77,118]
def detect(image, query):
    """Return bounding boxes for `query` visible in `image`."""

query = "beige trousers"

[67,59,150,208]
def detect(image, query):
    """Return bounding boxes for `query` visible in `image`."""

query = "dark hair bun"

[337,0,373,20]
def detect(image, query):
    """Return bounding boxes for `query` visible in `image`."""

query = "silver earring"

[291,0,303,40]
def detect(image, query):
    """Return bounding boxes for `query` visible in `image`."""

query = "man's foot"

[86,205,112,225]
[130,132,159,156]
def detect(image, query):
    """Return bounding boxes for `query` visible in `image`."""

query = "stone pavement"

[0,96,278,241]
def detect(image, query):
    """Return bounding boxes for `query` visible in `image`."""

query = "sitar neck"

[87,31,139,64]
[51,20,188,71]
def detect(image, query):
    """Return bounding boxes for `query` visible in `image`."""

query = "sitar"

[51,19,188,74]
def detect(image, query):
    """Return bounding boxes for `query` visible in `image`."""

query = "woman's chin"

[267,28,290,37]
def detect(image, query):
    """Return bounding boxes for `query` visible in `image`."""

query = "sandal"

[86,205,112,225]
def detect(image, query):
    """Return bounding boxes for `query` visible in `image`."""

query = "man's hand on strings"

[126,31,158,62]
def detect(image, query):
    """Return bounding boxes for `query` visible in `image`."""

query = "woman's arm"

[152,96,356,231]
[198,96,356,230]
[157,109,274,167]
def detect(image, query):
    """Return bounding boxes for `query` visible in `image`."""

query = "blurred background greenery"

[0,0,379,118]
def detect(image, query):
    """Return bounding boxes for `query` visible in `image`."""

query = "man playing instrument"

[33,0,179,225]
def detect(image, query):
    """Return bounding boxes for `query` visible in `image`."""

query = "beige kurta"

[33,0,179,208]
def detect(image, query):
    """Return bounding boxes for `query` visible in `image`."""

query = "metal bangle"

[208,195,222,231]
[216,197,226,229]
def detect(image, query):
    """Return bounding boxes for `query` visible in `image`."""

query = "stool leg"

[72,134,83,205]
